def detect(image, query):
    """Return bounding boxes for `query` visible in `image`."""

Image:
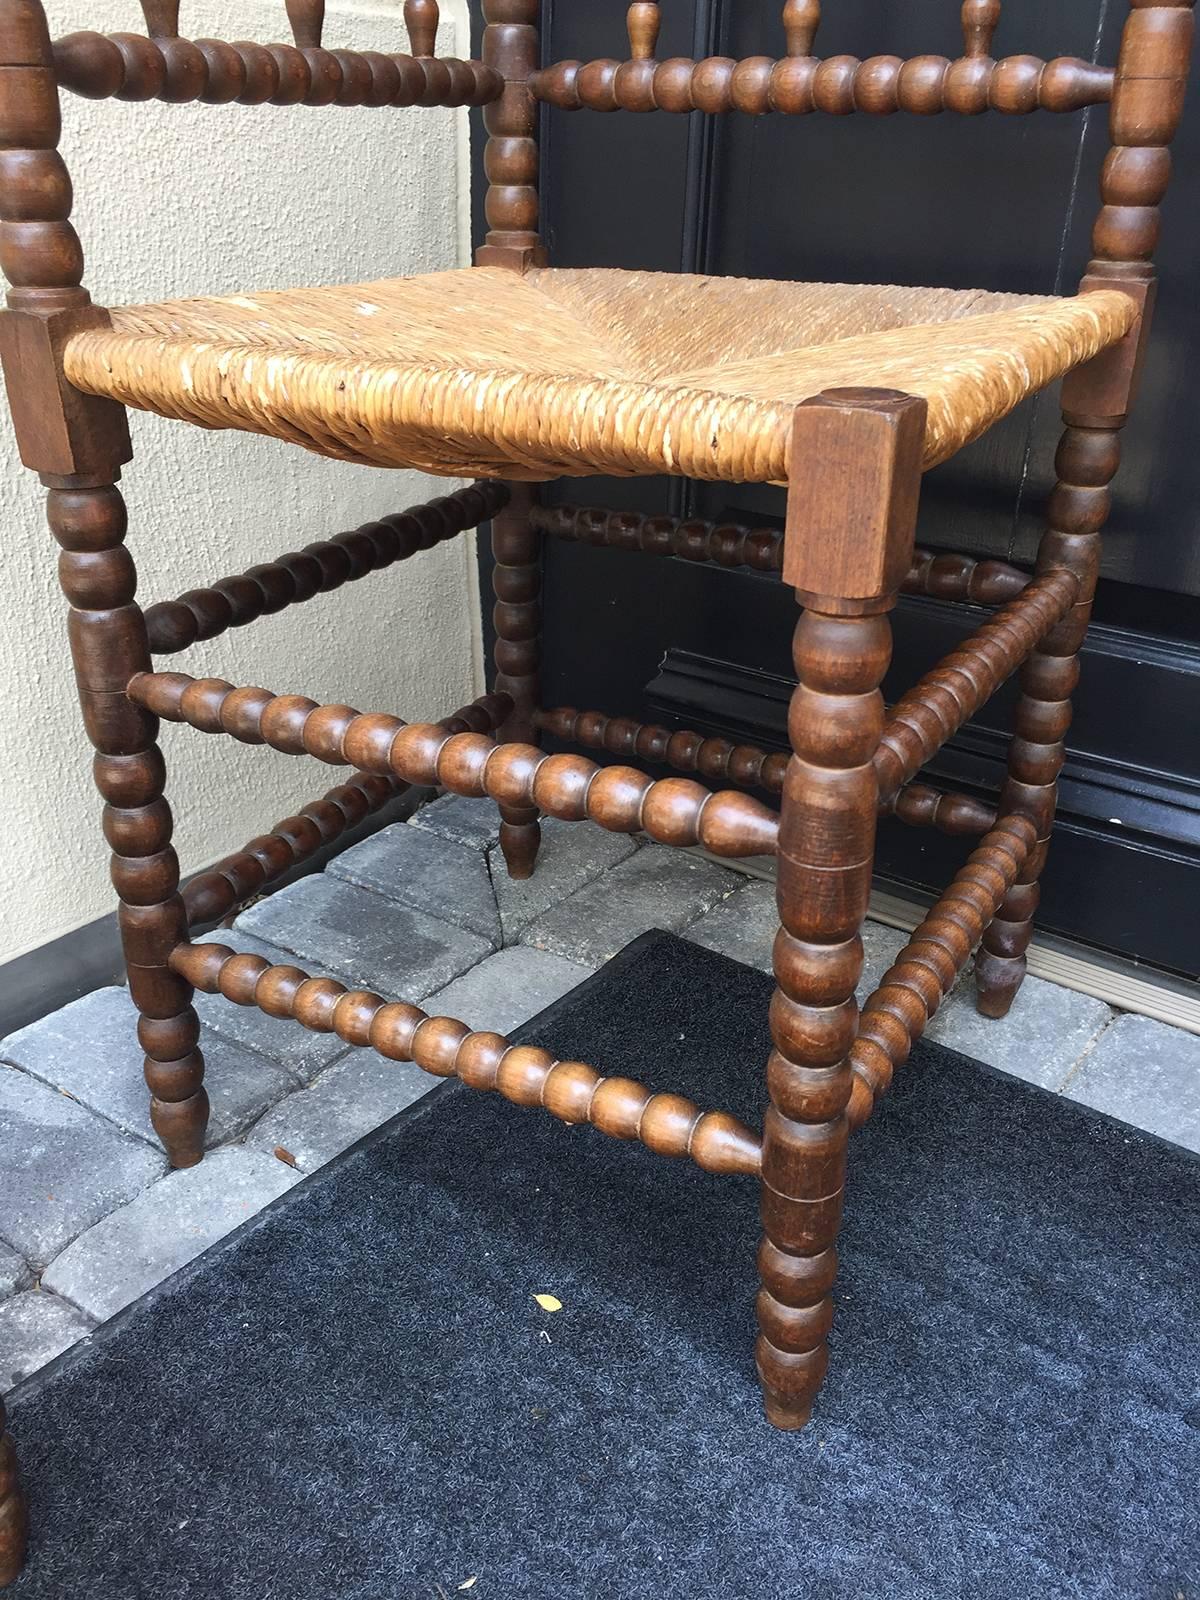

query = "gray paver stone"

[245,1052,435,1172]
[236,874,493,1001]
[0,1242,31,1302]
[0,1065,164,1268]
[42,1149,301,1322]
[523,844,738,966]
[408,794,500,852]
[927,966,1113,1090]
[189,928,352,1085]
[330,823,501,942]
[0,1290,95,1391]
[1065,1012,1200,1152]
[489,821,638,943]
[1,984,295,1151]
[426,945,594,1035]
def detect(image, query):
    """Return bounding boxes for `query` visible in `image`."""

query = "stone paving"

[2,792,1199,1392]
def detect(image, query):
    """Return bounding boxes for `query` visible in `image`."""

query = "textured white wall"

[0,0,481,963]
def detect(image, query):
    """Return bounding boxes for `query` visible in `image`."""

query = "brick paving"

[2,793,1197,1390]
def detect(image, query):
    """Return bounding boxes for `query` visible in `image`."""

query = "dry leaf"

[533,1293,563,1313]
[458,1580,478,1592]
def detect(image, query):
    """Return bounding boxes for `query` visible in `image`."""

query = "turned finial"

[961,0,1001,58]
[285,0,324,49]
[627,2,661,61]
[139,0,180,35]
[404,0,439,57]
[783,0,820,57]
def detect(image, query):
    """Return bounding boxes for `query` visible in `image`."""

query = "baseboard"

[0,786,432,1040]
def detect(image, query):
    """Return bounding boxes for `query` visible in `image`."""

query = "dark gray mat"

[8,930,1200,1599]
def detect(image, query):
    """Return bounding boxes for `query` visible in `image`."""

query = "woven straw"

[62,267,1137,483]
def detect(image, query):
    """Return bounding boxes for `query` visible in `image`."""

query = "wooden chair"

[0,0,1193,1579]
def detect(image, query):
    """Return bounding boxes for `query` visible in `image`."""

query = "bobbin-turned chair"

[0,0,1194,1579]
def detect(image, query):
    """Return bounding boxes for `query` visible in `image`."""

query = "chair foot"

[149,1087,210,1168]
[498,805,541,880]
[761,1391,815,1432]
[974,948,1026,1018]
[0,1405,28,1588]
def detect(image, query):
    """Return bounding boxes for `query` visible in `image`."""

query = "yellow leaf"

[533,1293,563,1313]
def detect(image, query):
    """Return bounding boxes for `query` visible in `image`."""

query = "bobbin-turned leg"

[491,481,543,879]
[0,2,206,1169]
[757,389,925,1428]
[974,418,1121,1015]
[0,1396,27,1589]
[757,603,893,1428]
[48,481,209,1167]
[977,0,1187,1013]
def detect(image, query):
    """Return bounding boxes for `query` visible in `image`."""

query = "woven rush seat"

[61,267,1137,483]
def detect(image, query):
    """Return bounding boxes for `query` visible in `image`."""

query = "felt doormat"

[8,930,1199,1599]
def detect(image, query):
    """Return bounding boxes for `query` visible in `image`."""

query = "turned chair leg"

[757,601,892,1427]
[757,388,923,1427]
[0,1396,28,1587]
[976,418,1122,1018]
[48,480,209,1167]
[490,482,543,879]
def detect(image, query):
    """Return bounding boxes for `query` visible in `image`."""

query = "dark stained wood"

[127,670,781,859]
[533,501,1032,605]
[491,483,542,877]
[48,11,501,109]
[48,483,209,1168]
[538,704,789,793]
[0,10,1193,1542]
[850,811,1037,1126]
[532,31,1114,117]
[144,481,507,653]
[757,390,908,1431]
[0,0,208,1202]
[404,0,440,59]
[475,0,544,270]
[784,389,927,608]
[172,939,764,1177]
[977,0,1195,1017]
[285,0,324,51]
[0,1397,25,1591]
[183,692,510,924]
[874,567,1081,806]
[138,1,179,38]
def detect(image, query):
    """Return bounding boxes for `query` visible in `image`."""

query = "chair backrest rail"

[50,30,502,109]
[530,50,1114,117]
[530,1,1125,117]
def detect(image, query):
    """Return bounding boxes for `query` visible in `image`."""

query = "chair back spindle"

[139,1,180,38]
[404,0,440,59]
[627,3,661,61]
[285,0,324,51]
[782,0,820,58]
[478,0,544,269]
[961,0,1001,59]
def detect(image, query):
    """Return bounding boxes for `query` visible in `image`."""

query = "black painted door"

[476,0,1200,978]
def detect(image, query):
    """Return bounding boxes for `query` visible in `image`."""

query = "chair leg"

[756,600,893,1429]
[48,481,209,1167]
[0,1396,28,1586]
[976,419,1120,1019]
[491,481,543,879]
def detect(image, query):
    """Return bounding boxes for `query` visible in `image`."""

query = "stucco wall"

[0,0,482,964]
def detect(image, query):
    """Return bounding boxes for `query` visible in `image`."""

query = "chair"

[0,0,1193,1578]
